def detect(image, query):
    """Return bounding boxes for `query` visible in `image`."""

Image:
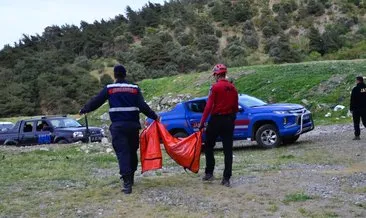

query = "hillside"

[1,0,366,117]
[84,59,366,126]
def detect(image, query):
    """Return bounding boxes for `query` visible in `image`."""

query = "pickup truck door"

[20,121,37,145]
[233,105,250,139]
[185,100,207,132]
[35,120,52,144]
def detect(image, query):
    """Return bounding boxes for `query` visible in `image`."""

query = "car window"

[23,121,34,132]
[50,120,62,128]
[49,118,82,128]
[36,120,50,131]
[187,100,206,113]
[239,95,267,107]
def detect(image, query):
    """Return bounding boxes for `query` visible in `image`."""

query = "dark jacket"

[350,82,366,111]
[81,79,157,128]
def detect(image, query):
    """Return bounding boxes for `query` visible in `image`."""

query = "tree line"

[1,0,366,117]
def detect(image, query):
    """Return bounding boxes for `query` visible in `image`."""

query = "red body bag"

[140,121,202,173]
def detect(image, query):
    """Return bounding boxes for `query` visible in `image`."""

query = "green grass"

[2,59,363,127]
[80,59,366,126]
[284,192,312,203]
[1,134,364,217]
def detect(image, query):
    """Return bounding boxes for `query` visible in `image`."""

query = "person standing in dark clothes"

[350,76,366,140]
[199,64,238,187]
[79,64,159,194]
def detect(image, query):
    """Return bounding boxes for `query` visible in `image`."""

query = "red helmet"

[212,64,227,75]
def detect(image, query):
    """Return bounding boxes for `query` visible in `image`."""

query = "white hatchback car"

[0,122,14,132]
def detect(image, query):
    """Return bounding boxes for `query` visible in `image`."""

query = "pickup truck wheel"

[172,131,188,138]
[282,135,300,145]
[255,124,280,149]
[57,139,68,144]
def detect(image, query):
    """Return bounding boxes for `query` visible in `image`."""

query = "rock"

[106,148,113,153]
[100,113,110,121]
[101,137,109,144]
[301,99,309,105]
[39,148,49,151]
[325,112,332,117]
[333,105,345,111]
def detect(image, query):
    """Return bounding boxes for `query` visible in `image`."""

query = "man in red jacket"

[199,64,238,187]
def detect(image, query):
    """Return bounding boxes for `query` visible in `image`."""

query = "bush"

[307,0,325,16]
[307,51,322,61]
[198,50,217,65]
[164,62,179,75]
[196,63,211,72]
[265,34,301,63]
[242,20,259,49]
[262,20,281,38]
[100,74,114,86]
[273,0,298,13]
[98,63,105,74]
[177,32,195,46]
[223,41,246,59]
[126,61,147,82]
[215,30,222,38]
[73,56,91,70]
[196,35,219,53]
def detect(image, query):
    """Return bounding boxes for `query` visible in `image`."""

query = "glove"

[155,115,161,122]
[79,108,87,115]
[198,123,204,131]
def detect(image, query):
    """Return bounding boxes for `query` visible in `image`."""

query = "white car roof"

[0,122,13,124]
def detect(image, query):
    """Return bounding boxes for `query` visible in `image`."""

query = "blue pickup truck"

[147,94,314,148]
[0,116,104,146]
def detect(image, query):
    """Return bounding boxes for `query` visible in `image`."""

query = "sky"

[0,0,165,48]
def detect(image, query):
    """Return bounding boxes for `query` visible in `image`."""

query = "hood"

[251,103,304,112]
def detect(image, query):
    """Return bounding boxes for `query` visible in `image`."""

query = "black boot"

[121,175,132,194]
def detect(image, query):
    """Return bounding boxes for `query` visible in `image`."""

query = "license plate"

[91,136,101,141]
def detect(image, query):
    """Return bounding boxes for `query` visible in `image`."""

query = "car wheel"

[282,135,300,145]
[255,124,281,149]
[172,131,188,138]
[57,139,68,144]
[4,140,17,146]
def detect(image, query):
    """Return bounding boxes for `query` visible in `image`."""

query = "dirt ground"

[1,124,365,217]
[135,124,366,217]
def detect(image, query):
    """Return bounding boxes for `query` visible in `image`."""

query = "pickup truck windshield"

[49,118,82,128]
[239,96,267,107]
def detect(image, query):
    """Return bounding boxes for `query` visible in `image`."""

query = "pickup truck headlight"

[273,110,289,115]
[73,131,84,138]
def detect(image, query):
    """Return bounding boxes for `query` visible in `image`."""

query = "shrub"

[73,56,91,70]
[100,74,114,86]
[307,0,325,16]
[177,32,195,46]
[196,35,219,53]
[215,30,222,38]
